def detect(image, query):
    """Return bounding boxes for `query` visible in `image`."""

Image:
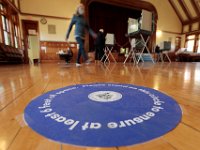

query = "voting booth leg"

[103,47,117,64]
[156,53,163,62]
[104,47,111,64]
[100,48,108,63]
[60,144,62,150]
[109,50,117,63]
[136,34,155,64]
[164,52,171,63]
[124,47,137,64]
[124,48,132,64]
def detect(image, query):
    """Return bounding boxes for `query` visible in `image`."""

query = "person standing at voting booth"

[66,4,97,67]
[94,29,105,62]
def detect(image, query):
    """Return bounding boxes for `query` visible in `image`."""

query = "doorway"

[22,20,39,64]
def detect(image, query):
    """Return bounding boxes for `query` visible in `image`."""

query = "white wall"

[20,15,76,42]
[156,31,182,51]
[19,0,80,42]
[20,0,80,18]
[146,0,182,33]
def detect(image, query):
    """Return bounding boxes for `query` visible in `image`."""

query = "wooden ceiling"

[168,0,200,25]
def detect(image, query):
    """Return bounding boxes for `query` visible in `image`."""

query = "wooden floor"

[0,62,200,150]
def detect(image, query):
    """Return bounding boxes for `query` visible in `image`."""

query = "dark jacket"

[94,31,105,48]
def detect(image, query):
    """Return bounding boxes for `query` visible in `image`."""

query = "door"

[28,35,40,64]
[22,20,39,64]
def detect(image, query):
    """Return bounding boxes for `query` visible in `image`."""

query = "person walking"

[66,4,96,66]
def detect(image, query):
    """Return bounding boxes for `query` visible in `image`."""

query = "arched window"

[0,3,11,45]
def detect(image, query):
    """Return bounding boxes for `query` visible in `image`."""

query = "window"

[2,15,11,45]
[0,2,21,48]
[186,35,195,52]
[0,3,11,45]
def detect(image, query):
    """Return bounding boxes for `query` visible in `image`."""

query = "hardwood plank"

[119,138,175,150]
[0,62,200,150]
[163,123,200,150]
[0,78,50,150]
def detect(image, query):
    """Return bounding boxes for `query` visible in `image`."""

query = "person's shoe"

[76,63,82,67]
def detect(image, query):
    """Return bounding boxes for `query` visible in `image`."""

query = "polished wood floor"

[0,62,200,150]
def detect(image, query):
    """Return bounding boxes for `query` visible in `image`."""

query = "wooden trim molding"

[183,17,200,25]
[162,30,182,35]
[17,0,70,20]
[199,22,200,30]
[20,12,71,20]
[2,0,19,13]
[184,30,200,35]
[17,0,21,12]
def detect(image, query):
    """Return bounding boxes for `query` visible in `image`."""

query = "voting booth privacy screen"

[105,33,115,45]
[128,10,153,34]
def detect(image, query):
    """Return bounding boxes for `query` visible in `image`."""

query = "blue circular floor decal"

[24,83,182,147]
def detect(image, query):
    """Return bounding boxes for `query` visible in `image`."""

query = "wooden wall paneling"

[40,41,77,63]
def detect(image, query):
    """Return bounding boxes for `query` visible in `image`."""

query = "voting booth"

[124,10,155,64]
[101,33,117,63]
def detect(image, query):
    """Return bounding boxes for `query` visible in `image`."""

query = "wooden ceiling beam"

[178,0,191,20]
[183,17,200,25]
[168,0,183,24]
[191,0,200,16]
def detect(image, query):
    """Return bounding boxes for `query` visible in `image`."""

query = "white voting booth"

[101,33,117,63]
[124,9,155,64]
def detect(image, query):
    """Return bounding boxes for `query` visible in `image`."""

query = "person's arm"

[85,22,97,39]
[66,15,76,40]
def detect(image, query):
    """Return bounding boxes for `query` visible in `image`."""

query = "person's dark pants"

[76,37,88,64]
[95,46,104,61]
